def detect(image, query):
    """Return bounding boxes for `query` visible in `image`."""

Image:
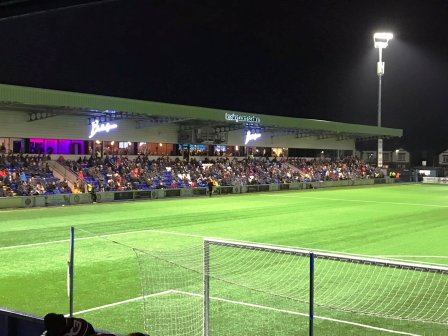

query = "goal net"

[135,238,448,335]
[134,244,204,336]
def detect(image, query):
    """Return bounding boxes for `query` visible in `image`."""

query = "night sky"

[1,0,447,163]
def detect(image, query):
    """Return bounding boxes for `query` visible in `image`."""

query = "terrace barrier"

[0,308,118,336]
[423,176,448,184]
[0,178,392,210]
[0,308,45,336]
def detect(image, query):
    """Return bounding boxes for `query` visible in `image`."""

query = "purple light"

[29,138,85,155]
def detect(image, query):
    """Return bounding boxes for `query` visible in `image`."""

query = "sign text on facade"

[225,113,261,124]
[89,120,118,139]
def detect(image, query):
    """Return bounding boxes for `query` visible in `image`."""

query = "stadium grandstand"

[0,83,402,197]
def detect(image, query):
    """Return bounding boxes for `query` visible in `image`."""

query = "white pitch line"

[264,194,448,208]
[68,290,173,316]
[3,229,448,268]
[0,207,56,213]
[79,289,419,336]
[315,315,421,336]
[370,257,448,268]
[172,290,421,336]
[379,255,448,259]
[0,238,72,250]
[0,228,203,251]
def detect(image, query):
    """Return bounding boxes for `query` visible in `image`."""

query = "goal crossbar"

[205,238,448,274]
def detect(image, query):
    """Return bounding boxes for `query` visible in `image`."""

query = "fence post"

[69,227,75,318]
[309,252,314,336]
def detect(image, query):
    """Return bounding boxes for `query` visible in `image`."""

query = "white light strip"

[89,120,118,139]
[245,131,261,145]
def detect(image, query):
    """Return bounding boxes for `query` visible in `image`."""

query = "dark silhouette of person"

[41,313,95,336]
[207,178,214,197]
[87,183,97,203]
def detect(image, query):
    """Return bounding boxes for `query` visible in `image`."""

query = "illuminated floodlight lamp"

[374,32,393,49]
[374,32,393,76]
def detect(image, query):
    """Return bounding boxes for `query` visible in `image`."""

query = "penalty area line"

[68,290,173,317]
[69,289,421,335]
[173,290,421,336]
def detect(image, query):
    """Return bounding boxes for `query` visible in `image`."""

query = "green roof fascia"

[242,115,402,137]
[0,83,402,137]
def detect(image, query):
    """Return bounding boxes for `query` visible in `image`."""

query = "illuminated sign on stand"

[245,131,261,145]
[225,113,261,124]
[88,120,118,139]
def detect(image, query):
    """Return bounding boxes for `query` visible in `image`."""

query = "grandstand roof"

[0,83,402,140]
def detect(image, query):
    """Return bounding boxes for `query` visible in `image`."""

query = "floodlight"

[374,32,393,49]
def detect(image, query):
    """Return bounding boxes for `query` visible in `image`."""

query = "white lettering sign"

[225,112,261,124]
[89,120,118,139]
[245,131,261,145]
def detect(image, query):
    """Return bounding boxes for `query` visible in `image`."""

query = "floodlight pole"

[377,46,384,168]
[374,32,392,168]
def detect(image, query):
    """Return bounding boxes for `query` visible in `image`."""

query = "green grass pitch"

[0,184,447,335]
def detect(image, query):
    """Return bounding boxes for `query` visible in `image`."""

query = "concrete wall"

[0,179,392,210]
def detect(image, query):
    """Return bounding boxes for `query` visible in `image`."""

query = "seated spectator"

[41,313,95,336]
[72,184,81,194]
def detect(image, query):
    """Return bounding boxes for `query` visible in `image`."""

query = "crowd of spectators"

[288,157,383,182]
[0,152,381,197]
[0,153,71,197]
[61,155,297,192]
[60,154,379,193]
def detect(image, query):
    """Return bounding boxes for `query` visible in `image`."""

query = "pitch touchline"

[265,194,448,208]
[71,290,420,336]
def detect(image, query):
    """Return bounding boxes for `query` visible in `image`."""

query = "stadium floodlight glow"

[374,32,393,49]
[373,31,393,168]
[374,32,393,76]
